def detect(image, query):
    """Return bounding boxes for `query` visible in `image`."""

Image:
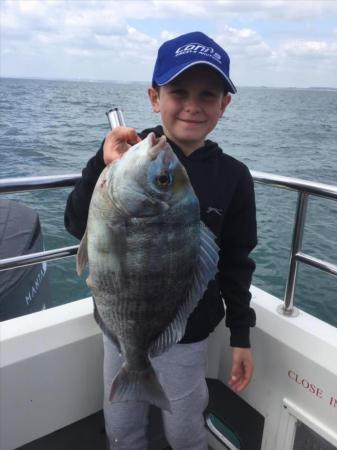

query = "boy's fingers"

[125,128,142,145]
[228,363,243,391]
[229,362,241,383]
[112,127,141,145]
[233,364,253,392]
[228,347,254,392]
[103,127,141,164]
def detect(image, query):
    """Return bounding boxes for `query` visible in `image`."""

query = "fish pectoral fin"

[76,229,89,276]
[149,222,219,357]
[195,221,220,290]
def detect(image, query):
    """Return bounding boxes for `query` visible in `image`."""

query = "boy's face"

[148,65,231,155]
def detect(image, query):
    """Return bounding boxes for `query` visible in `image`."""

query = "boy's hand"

[103,127,141,165]
[228,347,254,392]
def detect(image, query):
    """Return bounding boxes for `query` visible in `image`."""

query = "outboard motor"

[0,199,51,321]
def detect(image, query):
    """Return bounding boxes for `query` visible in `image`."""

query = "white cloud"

[3,0,337,30]
[64,48,92,57]
[35,32,66,46]
[127,26,156,44]
[277,39,337,67]
[149,0,337,21]
[282,40,328,55]
[207,0,337,20]
[216,26,272,58]
[208,24,337,88]
[160,30,178,41]
[64,8,126,35]
[1,0,336,87]
[17,0,51,17]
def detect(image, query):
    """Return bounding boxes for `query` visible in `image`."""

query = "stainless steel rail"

[1,171,337,317]
[252,170,337,200]
[0,174,81,194]
[252,172,337,316]
[0,246,79,271]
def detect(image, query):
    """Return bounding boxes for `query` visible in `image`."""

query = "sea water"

[0,77,336,327]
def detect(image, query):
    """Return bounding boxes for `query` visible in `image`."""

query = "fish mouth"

[148,132,171,161]
[149,132,165,147]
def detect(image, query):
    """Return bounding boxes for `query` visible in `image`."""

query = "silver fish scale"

[92,219,199,358]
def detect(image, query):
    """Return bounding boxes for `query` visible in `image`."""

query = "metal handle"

[105,108,126,129]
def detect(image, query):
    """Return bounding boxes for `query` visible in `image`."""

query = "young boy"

[65,31,257,450]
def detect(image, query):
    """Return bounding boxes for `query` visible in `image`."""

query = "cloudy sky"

[1,0,337,88]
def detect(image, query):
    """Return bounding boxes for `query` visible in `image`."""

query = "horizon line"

[1,75,337,91]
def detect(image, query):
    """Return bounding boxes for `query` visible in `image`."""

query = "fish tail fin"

[109,363,171,412]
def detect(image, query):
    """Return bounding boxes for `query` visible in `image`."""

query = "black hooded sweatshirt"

[64,126,257,348]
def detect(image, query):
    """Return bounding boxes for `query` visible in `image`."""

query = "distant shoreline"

[1,76,337,91]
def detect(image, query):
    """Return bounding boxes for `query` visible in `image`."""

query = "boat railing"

[1,171,337,317]
[252,171,337,317]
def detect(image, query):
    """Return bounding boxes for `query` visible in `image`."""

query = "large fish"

[77,132,219,411]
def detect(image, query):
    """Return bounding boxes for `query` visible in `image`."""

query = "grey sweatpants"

[103,335,209,450]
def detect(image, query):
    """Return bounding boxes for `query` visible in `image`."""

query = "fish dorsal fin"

[76,229,88,276]
[149,222,219,357]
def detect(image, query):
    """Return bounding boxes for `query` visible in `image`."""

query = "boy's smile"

[148,65,231,156]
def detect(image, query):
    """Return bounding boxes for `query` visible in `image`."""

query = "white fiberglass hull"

[1,286,336,450]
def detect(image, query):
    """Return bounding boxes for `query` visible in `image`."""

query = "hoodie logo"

[175,43,222,62]
[206,206,223,216]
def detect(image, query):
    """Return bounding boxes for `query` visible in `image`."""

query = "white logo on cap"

[175,42,221,62]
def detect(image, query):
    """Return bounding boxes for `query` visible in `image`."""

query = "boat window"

[206,413,241,450]
[293,421,336,450]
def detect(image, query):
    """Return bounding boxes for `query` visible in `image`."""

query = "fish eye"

[155,171,171,187]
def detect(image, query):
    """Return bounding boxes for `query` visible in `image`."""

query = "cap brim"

[154,60,237,94]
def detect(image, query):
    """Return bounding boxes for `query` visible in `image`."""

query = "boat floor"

[15,378,260,450]
[17,408,173,450]
[17,411,107,450]
[16,409,215,450]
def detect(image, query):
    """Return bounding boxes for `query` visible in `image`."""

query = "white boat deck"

[1,286,337,450]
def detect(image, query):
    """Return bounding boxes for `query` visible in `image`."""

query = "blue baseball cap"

[152,31,236,94]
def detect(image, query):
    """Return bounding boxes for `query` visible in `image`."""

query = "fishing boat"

[1,154,336,449]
